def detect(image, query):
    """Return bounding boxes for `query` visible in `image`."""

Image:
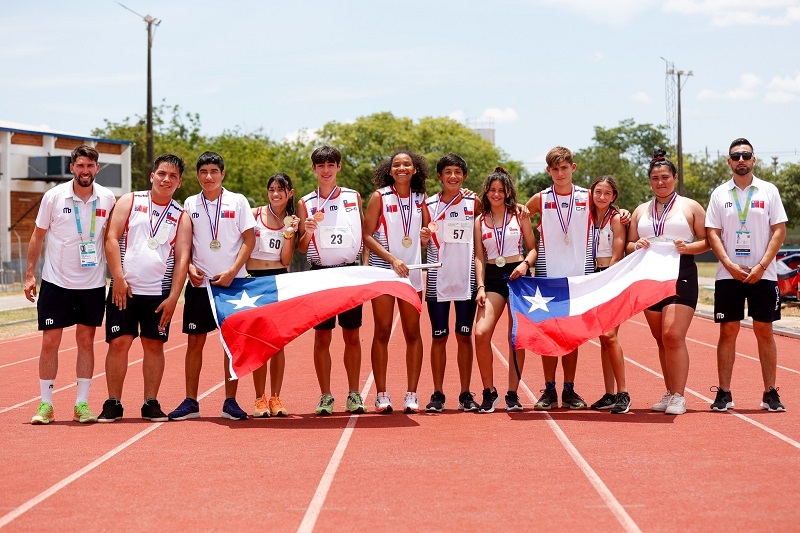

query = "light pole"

[666,65,692,195]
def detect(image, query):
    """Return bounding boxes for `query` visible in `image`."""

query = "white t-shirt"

[706,176,788,281]
[184,188,256,288]
[35,180,116,289]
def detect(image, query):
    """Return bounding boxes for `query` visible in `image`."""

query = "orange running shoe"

[253,395,271,418]
[268,394,288,417]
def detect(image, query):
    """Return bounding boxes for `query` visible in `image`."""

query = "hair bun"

[651,148,667,162]
[494,166,508,174]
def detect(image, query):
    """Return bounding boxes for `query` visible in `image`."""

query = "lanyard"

[489,211,508,257]
[148,192,172,240]
[201,192,223,242]
[432,192,462,222]
[731,186,756,226]
[316,186,339,215]
[651,193,677,237]
[391,186,414,237]
[73,199,97,242]
[593,209,613,259]
[551,186,574,239]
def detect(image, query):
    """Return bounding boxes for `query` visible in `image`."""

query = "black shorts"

[105,291,171,343]
[248,268,288,277]
[182,284,218,335]
[310,263,363,331]
[714,278,781,323]
[37,279,105,330]
[485,261,525,299]
[648,255,699,312]
[427,299,477,338]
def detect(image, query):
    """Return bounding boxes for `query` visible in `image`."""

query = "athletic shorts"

[310,263,363,331]
[105,291,171,343]
[182,284,218,335]
[648,255,699,312]
[714,278,781,323]
[485,261,525,299]
[37,279,105,330]
[427,299,477,338]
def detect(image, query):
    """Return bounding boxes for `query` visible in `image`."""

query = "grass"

[0,307,38,339]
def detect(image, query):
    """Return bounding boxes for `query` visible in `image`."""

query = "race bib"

[320,225,353,249]
[79,241,98,268]
[443,220,472,244]
[259,229,284,253]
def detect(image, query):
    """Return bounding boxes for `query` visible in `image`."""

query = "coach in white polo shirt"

[167,151,256,422]
[706,137,788,413]
[25,145,116,425]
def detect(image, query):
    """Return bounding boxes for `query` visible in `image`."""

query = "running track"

[1,304,798,531]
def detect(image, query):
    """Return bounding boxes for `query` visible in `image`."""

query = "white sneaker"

[404,392,420,413]
[665,393,687,415]
[652,391,673,412]
[374,392,393,414]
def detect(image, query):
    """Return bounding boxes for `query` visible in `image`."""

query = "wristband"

[477,285,485,290]
[524,259,532,268]
[759,262,767,270]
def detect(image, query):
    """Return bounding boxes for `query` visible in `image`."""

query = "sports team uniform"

[425,193,476,338]
[479,211,525,299]
[182,188,257,334]
[593,211,616,272]
[301,187,364,330]
[534,185,593,278]
[706,176,788,323]
[368,186,425,292]
[106,191,184,341]
[249,206,290,278]
[34,180,116,329]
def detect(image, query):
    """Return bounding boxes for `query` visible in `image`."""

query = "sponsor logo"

[434,329,447,336]
[191,212,200,218]
[329,205,339,211]
[449,211,460,218]
[188,323,197,330]
[460,325,471,333]
[715,313,725,320]
[45,318,54,325]
[111,325,121,332]
[62,207,72,214]
[724,201,733,209]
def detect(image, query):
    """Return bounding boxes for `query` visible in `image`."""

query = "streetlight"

[666,64,693,195]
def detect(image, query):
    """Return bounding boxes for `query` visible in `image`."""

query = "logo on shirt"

[724,201,733,209]
[135,205,148,213]
[386,205,399,213]
[191,212,200,218]
[751,200,765,209]
[95,208,107,217]
[544,202,557,209]
[62,207,72,214]
[482,232,493,240]
[221,210,236,218]
[464,208,473,216]
[575,200,587,211]
[167,214,178,223]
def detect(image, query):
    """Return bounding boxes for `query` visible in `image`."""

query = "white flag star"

[226,290,262,309]
[523,286,554,313]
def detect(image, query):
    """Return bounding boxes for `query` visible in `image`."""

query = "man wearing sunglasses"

[705,138,788,412]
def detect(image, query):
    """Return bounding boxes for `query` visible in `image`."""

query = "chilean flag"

[509,243,680,356]
[208,266,422,379]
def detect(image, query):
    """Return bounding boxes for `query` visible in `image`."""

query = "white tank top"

[637,196,695,242]
[594,213,615,259]
[251,206,285,262]
[368,186,424,291]
[534,186,593,277]
[302,187,363,266]
[425,193,475,301]
[479,211,523,260]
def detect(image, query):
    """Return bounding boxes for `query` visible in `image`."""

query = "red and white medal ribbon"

[148,191,172,246]
[651,193,677,237]
[593,209,614,259]
[201,192,223,243]
[551,186,574,244]
[490,210,508,263]
[315,186,339,219]
[391,186,414,240]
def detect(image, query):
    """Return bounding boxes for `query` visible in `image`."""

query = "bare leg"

[370,295,395,393]
[184,333,206,399]
[105,335,134,399]
[753,320,778,390]
[717,321,739,390]
[74,325,97,380]
[314,329,333,394]
[141,337,165,400]
[39,329,63,381]
[399,298,423,393]
[342,327,362,392]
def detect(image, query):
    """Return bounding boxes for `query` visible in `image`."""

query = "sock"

[545,381,556,391]
[563,382,575,392]
[76,378,92,405]
[40,379,55,405]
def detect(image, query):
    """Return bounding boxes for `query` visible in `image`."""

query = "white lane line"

[493,343,642,533]
[0,343,187,414]
[297,312,401,533]
[0,380,223,529]
[0,356,39,369]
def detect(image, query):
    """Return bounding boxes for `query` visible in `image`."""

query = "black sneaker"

[457,391,479,412]
[761,387,786,412]
[590,393,617,410]
[562,389,588,410]
[710,387,734,412]
[97,399,123,423]
[478,388,500,413]
[610,392,631,414]
[534,389,558,410]
[221,397,249,420]
[425,391,446,412]
[141,399,168,422]
[505,391,523,411]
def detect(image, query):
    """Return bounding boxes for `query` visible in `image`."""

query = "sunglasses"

[730,151,753,161]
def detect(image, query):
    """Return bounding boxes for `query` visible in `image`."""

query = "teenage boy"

[706,138,788,412]
[168,152,256,421]
[297,146,367,415]
[25,145,116,424]
[422,153,481,413]
[98,154,191,422]
[524,146,592,410]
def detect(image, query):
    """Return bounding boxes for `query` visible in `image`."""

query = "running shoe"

[346,391,367,414]
[458,391,479,412]
[426,391,446,412]
[651,391,673,412]
[610,392,631,414]
[31,402,54,425]
[221,398,248,420]
[710,387,734,412]
[478,388,500,413]
[590,393,617,410]
[168,397,200,421]
[562,389,588,410]
[97,399,124,423]
[404,392,420,413]
[141,399,169,422]
[268,394,289,417]
[375,392,393,414]
[665,392,686,415]
[761,387,786,412]
[505,390,523,411]
[73,401,97,423]
[315,393,334,416]
[534,389,558,411]
[253,395,271,418]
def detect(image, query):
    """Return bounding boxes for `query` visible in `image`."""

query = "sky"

[2,0,799,173]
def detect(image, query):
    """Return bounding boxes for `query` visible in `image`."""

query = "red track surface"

[1,305,799,531]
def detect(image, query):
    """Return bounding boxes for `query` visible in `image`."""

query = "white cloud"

[663,0,800,26]
[632,91,653,104]
[697,73,762,100]
[448,110,467,122]
[765,91,797,103]
[768,72,800,92]
[283,128,319,144]
[479,107,519,124]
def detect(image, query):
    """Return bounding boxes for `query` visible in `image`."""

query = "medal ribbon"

[201,192,223,242]
[315,186,339,217]
[73,199,97,242]
[391,186,414,237]
[432,192,462,222]
[551,186,574,241]
[268,204,285,228]
[651,193,677,237]
[489,211,508,258]
[731,186,756,227]
[592,209,613,260]
[148,192,172,240]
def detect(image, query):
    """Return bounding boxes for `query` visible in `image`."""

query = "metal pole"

[146,18,154,174]
[676,71,684,195]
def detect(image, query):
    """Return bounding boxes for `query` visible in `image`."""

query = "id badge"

[735,230,751,256]
[320,225,352,248]
[79,241,98,268]
[259,229,283,252]
[443,220,473,244]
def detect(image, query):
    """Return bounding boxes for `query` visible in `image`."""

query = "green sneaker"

[73,401,98,423]
[315,393,334,416]
[346,391,367,414]
[31,402,54,425]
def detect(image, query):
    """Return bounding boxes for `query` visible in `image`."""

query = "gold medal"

[313,211,325,222]
[283,215,294,228]
[495,256,506,267]
[428,221,439,232]
[147,238,159,250]
[401,235,413,248]
[564,234,570,245]
[210,239,221,251]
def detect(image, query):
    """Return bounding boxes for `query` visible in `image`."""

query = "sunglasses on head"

[730,151,753,161]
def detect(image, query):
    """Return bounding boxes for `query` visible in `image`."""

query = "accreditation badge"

[735,230,752,257]
[78,241,98,268]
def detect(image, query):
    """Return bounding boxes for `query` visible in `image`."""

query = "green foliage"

[771,163,800,231]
